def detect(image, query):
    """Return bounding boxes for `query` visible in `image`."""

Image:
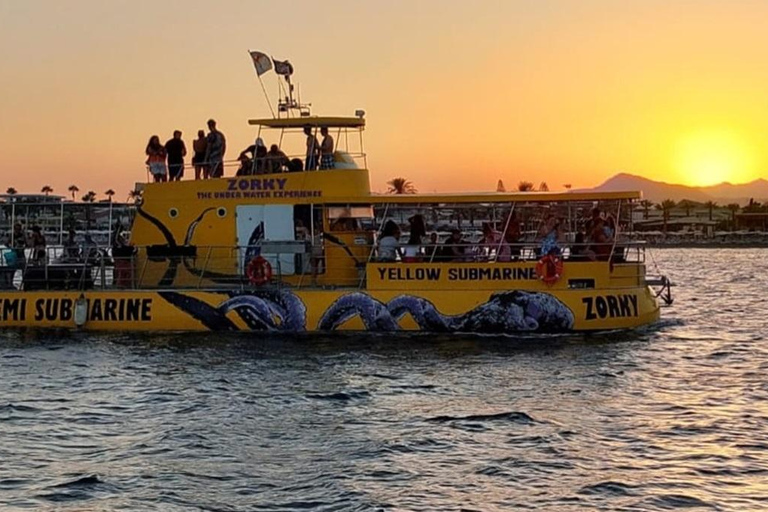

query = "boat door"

[236,205,296,275]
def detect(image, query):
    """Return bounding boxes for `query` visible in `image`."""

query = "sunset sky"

[1,0,768,198]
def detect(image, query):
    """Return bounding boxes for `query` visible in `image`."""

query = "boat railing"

[143,151,366,182]
[0,240,650,292]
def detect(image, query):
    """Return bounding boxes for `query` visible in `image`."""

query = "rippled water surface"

[1,249,767,511]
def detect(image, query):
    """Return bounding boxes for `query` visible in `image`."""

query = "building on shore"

[0,193,133,246]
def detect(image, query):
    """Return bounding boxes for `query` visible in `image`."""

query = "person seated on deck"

[585,207,603,235]
[437,228,468,262]
[237,138,267,175]
[604,214,617,240]
[377,220,401,262]
[287,158,304,172]
[478,222,507,261]
[402,215,426,262]
[63,228,81,262]
[536,215,563,257]
[266,144,289,173]
[29,226,46,265]
[425,232,439,262]
[502,211,522,261]
[569,227,594,261]
[589,218,612,261]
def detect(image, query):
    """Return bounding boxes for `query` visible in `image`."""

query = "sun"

[674,129,754,187]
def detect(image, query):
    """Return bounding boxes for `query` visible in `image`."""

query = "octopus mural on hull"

[158,290,575,333]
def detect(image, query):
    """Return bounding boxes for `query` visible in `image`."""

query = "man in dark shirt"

[165,130,187,181]
[205,119,226,178]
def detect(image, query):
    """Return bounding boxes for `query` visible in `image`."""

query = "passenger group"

[375,208,619,263]
[145,121,335,183]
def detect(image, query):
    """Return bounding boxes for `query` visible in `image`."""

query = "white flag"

[249,51,272,76]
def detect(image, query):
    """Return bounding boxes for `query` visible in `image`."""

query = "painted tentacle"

[386,295,452,332]
[184,207,216,245]
[157,292,239,331]
[219,295,283,330]
[137,207,177,246]
[219,291,307,331]
[318,293,399,331]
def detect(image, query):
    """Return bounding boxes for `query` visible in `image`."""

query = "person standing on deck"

[145,135,167,182]
[165,130,187,181]
[192,130,208,179]
[1,223,26,289]
[319,126,335,169]
[304,125,319,170]
[205,119,227,178]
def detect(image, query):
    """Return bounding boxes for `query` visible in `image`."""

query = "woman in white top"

[377,220,401,262]
[402,214,426,263]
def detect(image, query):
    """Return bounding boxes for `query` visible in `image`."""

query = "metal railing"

[0,240,650,292]
[144,151,367,182]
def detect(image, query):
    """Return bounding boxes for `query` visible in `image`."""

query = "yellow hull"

[0,285,659,333]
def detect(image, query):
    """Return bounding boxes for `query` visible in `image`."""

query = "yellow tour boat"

[0,64,672,334]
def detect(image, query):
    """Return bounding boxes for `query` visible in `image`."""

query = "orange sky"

[1,0,767,199]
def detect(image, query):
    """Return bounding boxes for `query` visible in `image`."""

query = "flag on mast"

[272,58,294,77]
[249,51,272,76]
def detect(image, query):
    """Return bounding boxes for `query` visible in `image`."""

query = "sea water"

[0,249,766,510]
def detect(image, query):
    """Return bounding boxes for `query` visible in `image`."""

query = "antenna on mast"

[247,51,311,118]
[273,57,311,118]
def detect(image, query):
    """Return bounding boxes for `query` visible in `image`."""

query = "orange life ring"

[535,254,564,286]
[246,256,272,286]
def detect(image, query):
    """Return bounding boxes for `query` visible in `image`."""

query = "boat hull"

[0,285,659,333]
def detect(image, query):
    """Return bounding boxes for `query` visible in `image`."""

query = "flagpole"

[249,51,276,118]
[259,75,276,118]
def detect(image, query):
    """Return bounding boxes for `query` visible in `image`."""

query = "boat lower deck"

[0,284,660,333]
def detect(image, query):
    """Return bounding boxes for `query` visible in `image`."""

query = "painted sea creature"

[159,289,573,333]
[320,291,574,333]
[158,290,307,331]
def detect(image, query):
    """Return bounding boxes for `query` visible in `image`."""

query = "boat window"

[328,205,374,231]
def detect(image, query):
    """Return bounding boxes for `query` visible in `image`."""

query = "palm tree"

[41,185,53,196]
[726,203,740,231]
[127,188,142,203]
[639,200,653,220]
[68,184,79,201]
[82,191,97,230]
[538,181,549,192]
[5,187,17,196]
[517,181,535,192]
[656,199,676,235]
[386,177,416,194]
[678,199,695,217]
[704,201,717,222]
[105,189,115,202]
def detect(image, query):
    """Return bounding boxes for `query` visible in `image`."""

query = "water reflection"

[1,249,767,510]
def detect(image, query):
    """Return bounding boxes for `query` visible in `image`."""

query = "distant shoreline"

[646,242,768,249]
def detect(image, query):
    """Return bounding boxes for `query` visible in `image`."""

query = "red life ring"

[535,254,564,286]
[246,256,272,286]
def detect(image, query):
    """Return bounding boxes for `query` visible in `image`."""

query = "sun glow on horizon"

[674,129,756,187]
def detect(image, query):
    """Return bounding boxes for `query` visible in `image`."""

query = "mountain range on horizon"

[581,173,768,205]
